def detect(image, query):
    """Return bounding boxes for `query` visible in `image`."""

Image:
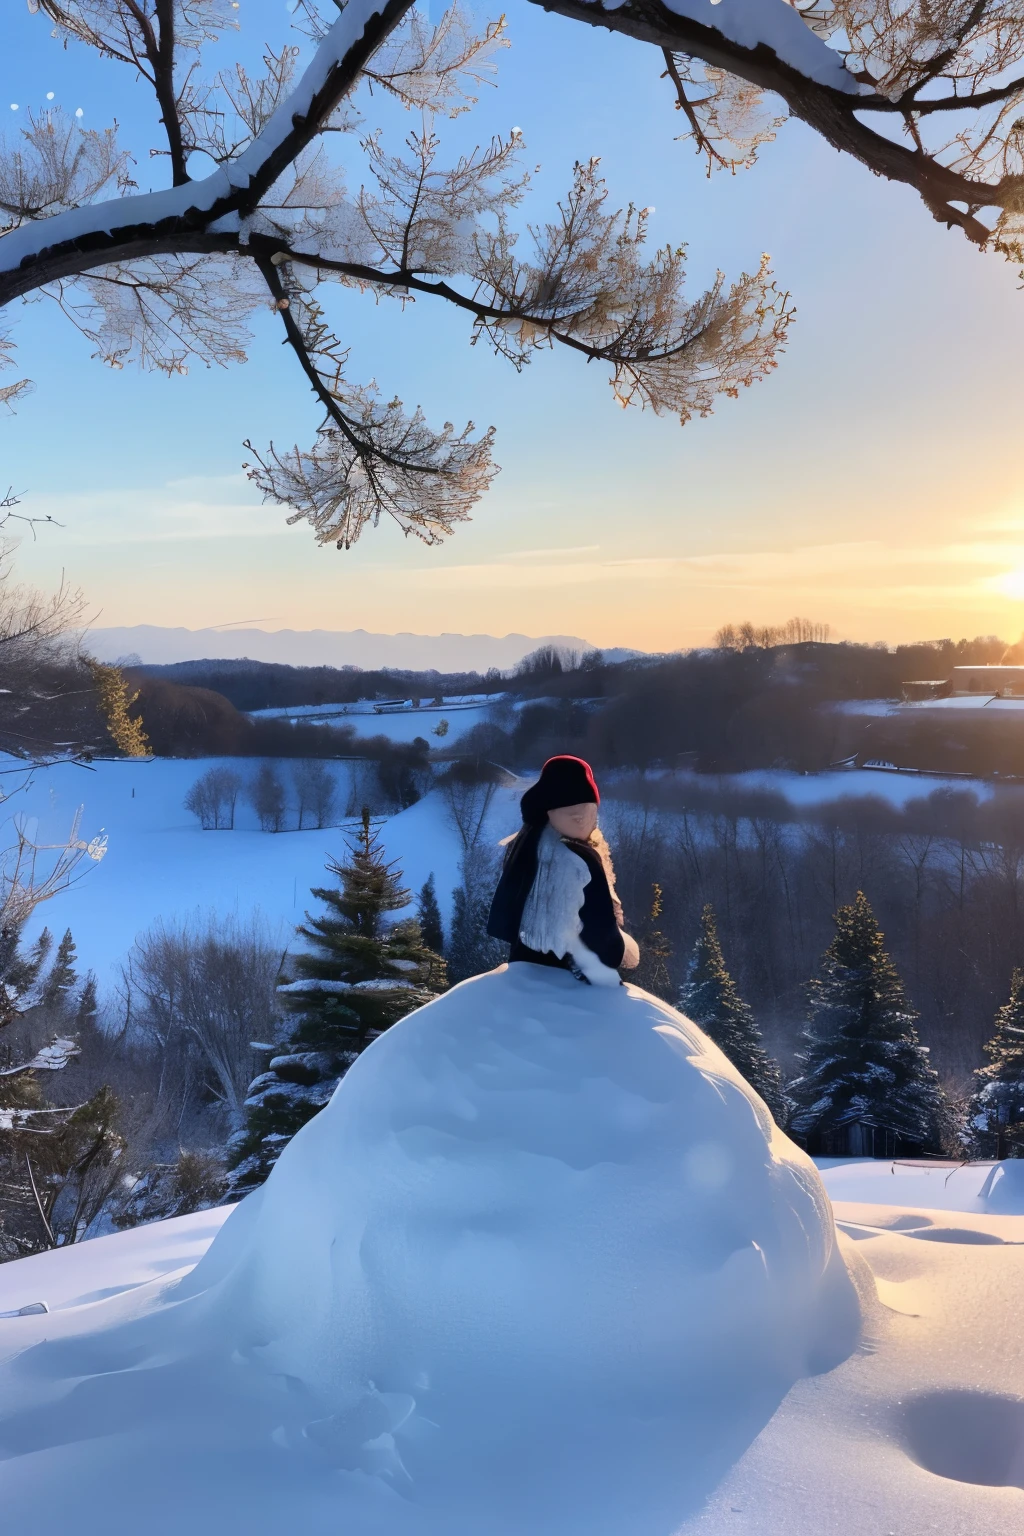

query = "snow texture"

[6,755,385,984]
[0,1,392,273]
[601,0,863,95]
[0,964,857,1535]
[2,1153,1024,1532]
[819,1155,1024,1215]
[276,977,418,993]
[0,1036,78,1075]
[247,697,506,746]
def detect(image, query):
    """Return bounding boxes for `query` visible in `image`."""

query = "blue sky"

[3,0,1024,650]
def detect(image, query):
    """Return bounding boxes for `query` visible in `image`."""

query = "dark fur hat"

[520,755,600,825]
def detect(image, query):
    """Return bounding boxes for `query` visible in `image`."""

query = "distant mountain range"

[83,625,637,673]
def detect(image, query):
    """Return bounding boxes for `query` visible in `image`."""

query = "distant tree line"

[456,637,1017,777]
[136,658,509,713]
[130,633,1024,778]
[183,756,422,830]
[125,669,428,774]
[598,778,1024,1092]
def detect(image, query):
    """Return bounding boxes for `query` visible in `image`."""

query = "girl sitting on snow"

[487,755,640,985]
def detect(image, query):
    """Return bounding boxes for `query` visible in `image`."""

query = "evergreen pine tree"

[635,882,673,1000]
[969,969,1024,1158]
[417,873,445,955]
[226,810,444,1194]
[446,859,506,985]
[75,973,99,1031]
[0,927,51,1029]
[789,890,943,1155]
[40,929,78,1012]
[680,904,787,1123]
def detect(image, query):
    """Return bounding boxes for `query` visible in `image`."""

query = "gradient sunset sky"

[4,1,1024,651]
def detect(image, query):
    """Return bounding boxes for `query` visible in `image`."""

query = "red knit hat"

[520,755,600,825]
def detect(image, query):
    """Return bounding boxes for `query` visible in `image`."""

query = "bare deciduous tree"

[0,1,808,545]
[439,759,503,856]
[127,916,280,1131]
[184,764,243,829]
[292,757,338,829]
[249,760,287,831]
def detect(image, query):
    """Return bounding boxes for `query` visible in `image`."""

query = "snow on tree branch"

[0,1038,80,1079]
[531,0,1024,249]
[3,0,1023,553]
[0,0,417,288]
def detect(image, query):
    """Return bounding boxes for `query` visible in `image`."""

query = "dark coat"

[486,824,625,975]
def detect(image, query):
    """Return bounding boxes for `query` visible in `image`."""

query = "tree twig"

[24,1153,56,1249]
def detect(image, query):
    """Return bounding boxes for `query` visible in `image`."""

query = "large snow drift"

[0,966,858,1535]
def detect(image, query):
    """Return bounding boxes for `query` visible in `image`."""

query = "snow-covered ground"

[248,695,503,746]
[0,1126,1021,1532]
[3,756,403,986]
[611,764,1006,808]
[2,758,522,987]
[819,1156,1024,1214]
[0,970,861,1535]
[835,695,1024,715]
[731,765,1002,805]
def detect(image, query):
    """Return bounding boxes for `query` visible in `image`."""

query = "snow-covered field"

[248,696,502,746]
[2,758,523,986]
[663,765,1005,808]
[2,754,1008,991]
[4,756,397,985]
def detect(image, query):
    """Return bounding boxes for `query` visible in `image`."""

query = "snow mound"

[0,966,858,1536]
[187,965,859,1529]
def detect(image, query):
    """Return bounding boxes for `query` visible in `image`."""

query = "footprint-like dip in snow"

[902,1389,1024,1488]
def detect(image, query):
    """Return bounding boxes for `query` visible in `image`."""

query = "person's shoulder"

[562,838,604,877]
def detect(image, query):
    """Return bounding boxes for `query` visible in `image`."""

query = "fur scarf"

[518,824,621,987]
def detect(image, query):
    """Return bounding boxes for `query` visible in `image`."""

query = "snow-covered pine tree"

[226,811,443,1194]
[75,974,99,1031]
[789,890,943,1156]
[40,929,78,1013]
[679,904,787,1124]
[417,873,445,955]
[969,969,1024,1159]
[0,927,51,1031]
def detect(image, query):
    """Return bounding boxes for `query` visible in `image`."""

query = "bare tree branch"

[0,0,417,303]
[528,0,1022,247]
[4,0,1022,559]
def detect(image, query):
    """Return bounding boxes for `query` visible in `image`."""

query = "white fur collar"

[518,825,621,987]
